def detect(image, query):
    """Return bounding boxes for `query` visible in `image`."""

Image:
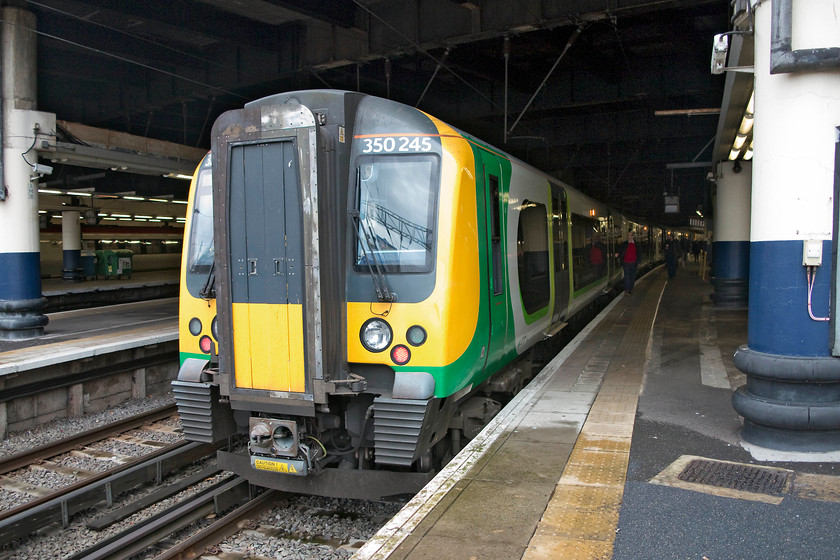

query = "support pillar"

[133,368,147,399]
[711,161,751,308]
[732,0,840,451]
[61,210,83,281]
[0,7,47,340]
[68,383,84,417]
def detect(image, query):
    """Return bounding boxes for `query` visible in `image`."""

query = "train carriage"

[174,90,659,499]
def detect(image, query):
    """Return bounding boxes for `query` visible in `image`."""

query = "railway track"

[65,475,273,560]
[0,405,177,476]
[0,405,223,548]
[0,395,400,560]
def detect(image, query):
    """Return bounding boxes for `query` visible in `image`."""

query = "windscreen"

[185,156,214,296]
[354,154,438,273]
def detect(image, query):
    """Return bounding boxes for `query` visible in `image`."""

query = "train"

[173,90,663,500]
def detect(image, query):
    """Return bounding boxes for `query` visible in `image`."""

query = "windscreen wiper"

[199,260,216,300]
[350,167,396,303]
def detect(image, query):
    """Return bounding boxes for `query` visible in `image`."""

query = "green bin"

[94,249,133,279]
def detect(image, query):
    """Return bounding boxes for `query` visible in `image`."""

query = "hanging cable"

[415,48,449,107]
[0,17,247,100]
[806,266,830,322]
[508,24,587,136]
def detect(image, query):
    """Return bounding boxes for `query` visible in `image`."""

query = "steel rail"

[0,404,177,475]
[0,440,222,547]
[66,477,268,560]
[152,488,280,560]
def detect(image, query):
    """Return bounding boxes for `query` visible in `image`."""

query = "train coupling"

[248,417,313,476]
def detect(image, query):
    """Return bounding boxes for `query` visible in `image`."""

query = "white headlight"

[361,319,392,352]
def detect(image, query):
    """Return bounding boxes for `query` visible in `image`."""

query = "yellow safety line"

[524,277,665,560]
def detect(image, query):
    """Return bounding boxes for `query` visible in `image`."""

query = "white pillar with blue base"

[0,7,52,340]
[712,161,751,308]
[732,0,840,452]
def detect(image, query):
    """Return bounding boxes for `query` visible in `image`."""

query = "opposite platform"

[0,298,177,375]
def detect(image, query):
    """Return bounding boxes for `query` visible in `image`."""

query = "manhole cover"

[677,459,791,495]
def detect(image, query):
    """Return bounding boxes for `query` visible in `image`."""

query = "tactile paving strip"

[524,273,666,560]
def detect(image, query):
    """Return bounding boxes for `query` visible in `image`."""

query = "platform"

[0,297,178,373]
[41,270,178,312]
[355,262,840,560]
[0,298,178,437]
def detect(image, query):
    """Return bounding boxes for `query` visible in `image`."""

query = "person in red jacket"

[589,235,605,279]
[616,230,637,295]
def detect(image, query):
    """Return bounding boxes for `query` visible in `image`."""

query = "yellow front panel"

[348,118,481,367]
[179,293,216,356]
[232,302,305,392]
[286,305,306,391]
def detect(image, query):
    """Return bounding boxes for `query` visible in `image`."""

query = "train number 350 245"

[361,136,433,153]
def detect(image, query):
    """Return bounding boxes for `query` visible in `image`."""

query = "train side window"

[517,200,549,313]
[571,212,604,291]
[489,175,503,296]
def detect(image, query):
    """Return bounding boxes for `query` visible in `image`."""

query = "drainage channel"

[651,455,840,505]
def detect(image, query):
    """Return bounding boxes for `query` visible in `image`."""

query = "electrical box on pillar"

[803,239,823,266]
[25,110,57,152]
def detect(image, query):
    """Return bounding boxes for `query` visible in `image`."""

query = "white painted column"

[711,160,751,307]
[61,210,83,281]
[0,7,47,340]
[732,0,840,452]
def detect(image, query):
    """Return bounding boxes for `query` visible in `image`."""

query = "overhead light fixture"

[737,116,753,136]
[164,173,194,180]
[729,90,754,161]
[743,140,754,161]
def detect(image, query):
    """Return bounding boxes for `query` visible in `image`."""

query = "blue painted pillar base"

[732,345,840,451]
[62,249,83,282]
[0,297,49,340]
[710,278,748,309]
[710,241,749,309]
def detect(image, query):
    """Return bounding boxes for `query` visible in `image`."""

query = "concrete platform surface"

[353,263,840,560]
[0,298,177,374]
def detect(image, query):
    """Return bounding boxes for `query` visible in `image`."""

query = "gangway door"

[228,139,306,392]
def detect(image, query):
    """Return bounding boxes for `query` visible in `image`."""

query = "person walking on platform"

[616,230,638,295]
[665,233,682,279]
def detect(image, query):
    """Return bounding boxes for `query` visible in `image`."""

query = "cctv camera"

[706,171,716,182]
[31,163,53,176]
[732,161,742,174]
[711,34,729,75]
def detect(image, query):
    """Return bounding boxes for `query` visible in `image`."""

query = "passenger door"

[551,187,570,322]
[479,154,509,376]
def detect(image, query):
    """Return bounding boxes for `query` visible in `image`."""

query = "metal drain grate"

[677,459,791,495]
